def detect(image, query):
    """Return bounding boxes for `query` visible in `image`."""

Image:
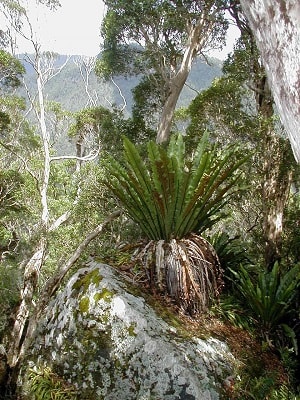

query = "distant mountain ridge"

[18,54,222,114]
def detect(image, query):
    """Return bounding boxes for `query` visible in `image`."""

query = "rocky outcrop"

[27,261,235,399]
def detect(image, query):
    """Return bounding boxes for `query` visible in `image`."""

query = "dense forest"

[0,0,299,399]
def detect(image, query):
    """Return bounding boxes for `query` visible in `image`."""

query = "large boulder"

[27,261,235,399]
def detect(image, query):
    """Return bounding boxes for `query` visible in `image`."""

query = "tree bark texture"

[6,240,46,368]
[262,129,293,268]
[254,70,293,268]
[240,0,300,163]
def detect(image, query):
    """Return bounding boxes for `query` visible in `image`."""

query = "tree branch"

[40,210,122,313]
[19,209,122,362]
[48,210,71,232]
[110,77,127,111]
[49,147,100,163]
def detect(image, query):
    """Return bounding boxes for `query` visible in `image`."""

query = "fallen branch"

[20,209,122,361]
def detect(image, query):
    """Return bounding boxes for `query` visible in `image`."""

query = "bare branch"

[49,147,100,163]
[48,210,71,232]
[110,77,127,112]
[73,56,98,107]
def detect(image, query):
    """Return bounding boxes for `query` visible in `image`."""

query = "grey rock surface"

[28,261,235,399]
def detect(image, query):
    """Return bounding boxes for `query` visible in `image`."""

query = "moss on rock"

[79,296,90,313]
[26,262,235,400]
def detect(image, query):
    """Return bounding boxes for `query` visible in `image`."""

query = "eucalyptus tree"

[188,7,296,268]
[96,0,229,144]
[239,0,300,164]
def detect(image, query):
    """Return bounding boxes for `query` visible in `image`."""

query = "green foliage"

[0,169,25,215]
[68,106,125,154]
[104,133,247,241]
[222,34,262,84]
[0,49,25,89]
[242,373,277,400]
[27,367,77,400]
[103,133,247,313]
[210,294,255,331]
[98,0,228,79]
[205,231,251,270]
[130,74,163,138]
[187,75,258,145]
[232,373,300,400]
[282,192,300,264]
[269,385,300,400]
[0,110,10,131]
[230,263,300,345]
[0,169,27,264]
[0,264,20,340]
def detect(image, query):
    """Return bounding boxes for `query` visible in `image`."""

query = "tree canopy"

[97,0,229,143]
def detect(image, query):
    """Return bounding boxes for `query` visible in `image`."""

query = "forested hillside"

[18,54,222,113]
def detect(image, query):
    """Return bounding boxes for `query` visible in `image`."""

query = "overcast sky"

[13,0,239,58]
[14,0,105,55]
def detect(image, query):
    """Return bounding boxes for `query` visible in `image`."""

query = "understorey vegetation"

[0,0,299,399]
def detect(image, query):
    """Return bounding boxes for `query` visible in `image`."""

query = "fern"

[230,262,300,341]
[27,367,77,400]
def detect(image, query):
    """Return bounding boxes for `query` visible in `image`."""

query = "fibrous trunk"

[138,234,223,314]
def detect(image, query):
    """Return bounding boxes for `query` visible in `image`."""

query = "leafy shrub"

[206,231,251,270]
[231,374,300,400]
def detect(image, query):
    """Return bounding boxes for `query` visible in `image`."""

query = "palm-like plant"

[230,262,300,345]
[104,133,247,313]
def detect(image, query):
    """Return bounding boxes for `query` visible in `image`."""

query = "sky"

[15,0,106,56]
[12,0,239,59]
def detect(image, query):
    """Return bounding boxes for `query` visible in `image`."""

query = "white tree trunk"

[240,0,300,163]
[156,14,215,144]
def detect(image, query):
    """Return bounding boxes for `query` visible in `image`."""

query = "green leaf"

[104,134,246,240]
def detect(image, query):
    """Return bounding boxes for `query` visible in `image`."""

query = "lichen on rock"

[27,260,235,399]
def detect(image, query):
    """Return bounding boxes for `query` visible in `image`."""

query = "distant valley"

[18,54,223,115]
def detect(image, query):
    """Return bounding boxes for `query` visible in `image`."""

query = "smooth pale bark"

[253,75,292,268]
[240,0,300,163]
[156,13,217,144]
[156,30,199,144]
[262,128,293,268]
